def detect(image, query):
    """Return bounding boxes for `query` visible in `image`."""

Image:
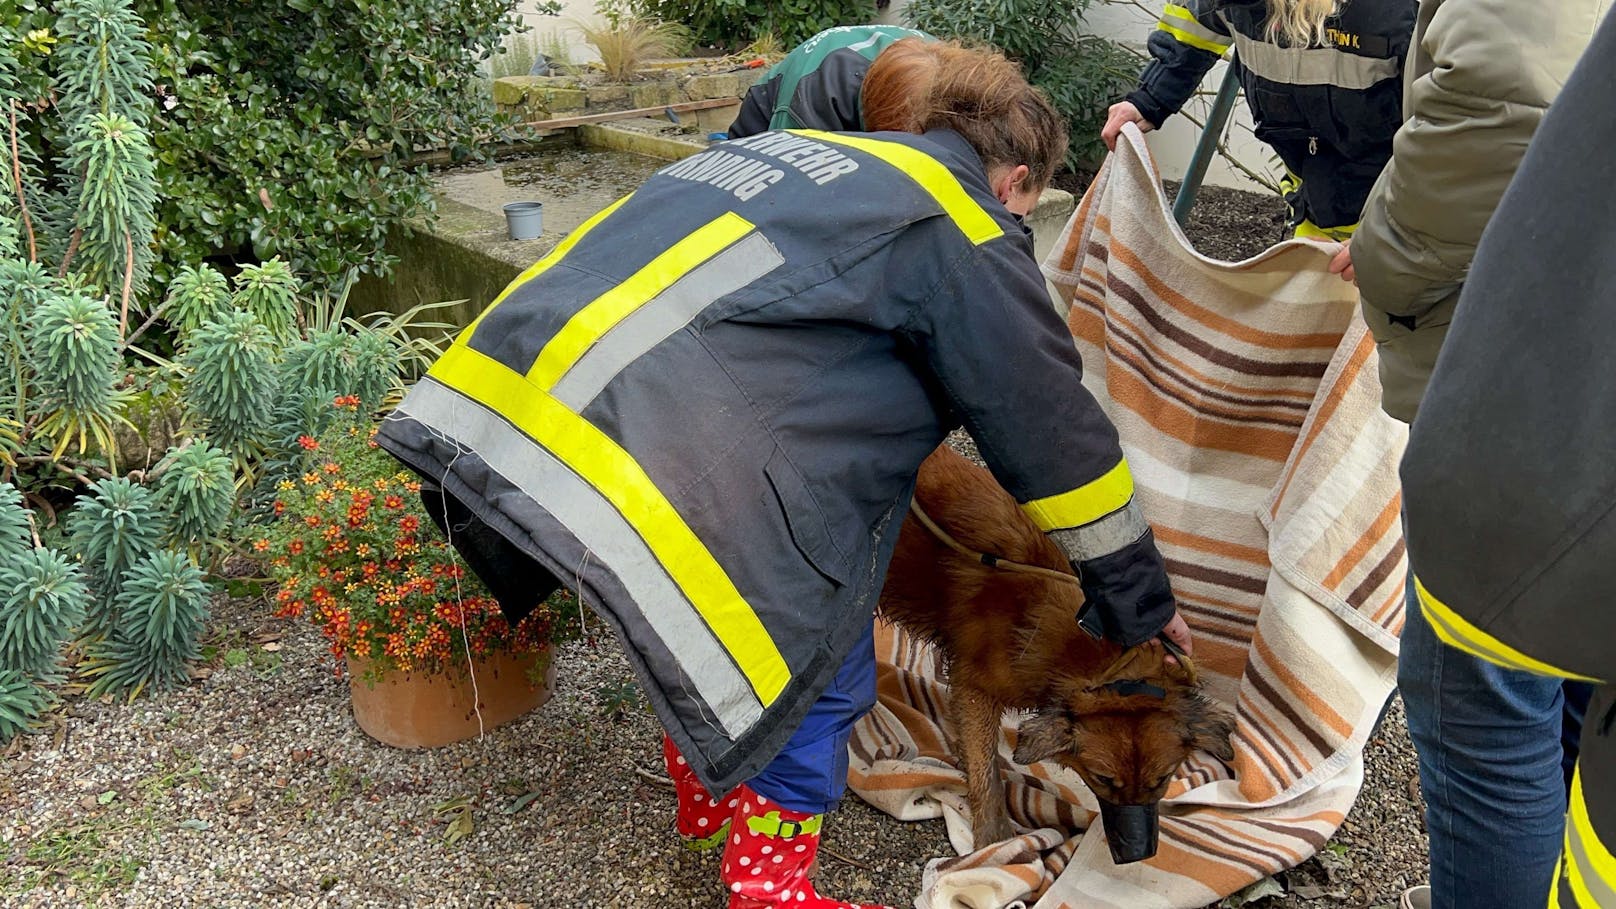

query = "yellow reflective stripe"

[1414,577,1604,683]
[427,342,791,705]
[1158,5,1232,55]
[1020,461,1136,533]
[1568,768,1616,905]
[529,212,755,389]
[458,193,635,346]
[792,130,1004,246]
[1294,219,1358,241]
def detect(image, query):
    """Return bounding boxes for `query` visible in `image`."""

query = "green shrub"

[0,547,91,682]
[0,483,33,561]
[0,668,51,744]
[181,310,277,455]
[230,259,300,342]
[81,549,209,700]
[67,476,167,636]
[162,263,230,340]
[136,0,523,291]
[27,286,129,459]
[903,0,1136,167]
[154,441,234,550]
[627,0,875,49]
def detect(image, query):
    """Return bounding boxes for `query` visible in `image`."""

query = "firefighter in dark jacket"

[1399,10,1616,905]
[726,24,934,137]
[380,48,1190,909]
[1103,0,1415,240]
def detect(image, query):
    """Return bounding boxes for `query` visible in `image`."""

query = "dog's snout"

[1099,799,1159,864]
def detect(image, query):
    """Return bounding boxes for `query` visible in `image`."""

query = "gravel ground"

[2,181,1427,908]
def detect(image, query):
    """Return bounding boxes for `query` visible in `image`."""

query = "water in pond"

[436,148,666,237]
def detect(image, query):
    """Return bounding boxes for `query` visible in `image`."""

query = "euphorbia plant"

[259,404,580,680]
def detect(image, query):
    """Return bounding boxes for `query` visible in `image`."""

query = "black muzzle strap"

[1099,799,1160,865]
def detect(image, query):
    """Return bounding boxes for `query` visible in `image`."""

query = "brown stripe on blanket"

[1107,242,1350,351]
[1167,559,1270,596]
[1175,815,1303,868]
[1103,313,1319,412]
[1346,535,1406,612]
[1252,635,1354,741]
[1159,823,1281,877]
[1106,337,1311,432]
[1105,364,1301,460]
[1244,663,1337,758]
[1106,274,1333,380]
[1104,326,1313,428]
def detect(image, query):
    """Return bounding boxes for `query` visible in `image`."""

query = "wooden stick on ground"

[526,98,740,131]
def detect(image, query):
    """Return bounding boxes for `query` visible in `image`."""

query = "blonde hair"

[1265,0,1336,47]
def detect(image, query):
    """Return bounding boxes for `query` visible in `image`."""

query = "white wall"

[877,0,1277,192]
[517,0,605,66]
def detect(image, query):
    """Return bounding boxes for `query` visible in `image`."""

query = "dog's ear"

[1013,710,1078,765]
[1180,693,1236,762]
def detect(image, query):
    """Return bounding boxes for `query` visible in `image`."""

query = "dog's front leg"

[949,684,1016,847]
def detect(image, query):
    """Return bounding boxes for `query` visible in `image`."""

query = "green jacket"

[1351,0,1607,421]
[726,25,931,136]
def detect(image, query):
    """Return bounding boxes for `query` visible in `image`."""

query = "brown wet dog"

[877,446,1236,862]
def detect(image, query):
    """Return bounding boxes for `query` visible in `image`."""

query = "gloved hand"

[1071,528,1180,648]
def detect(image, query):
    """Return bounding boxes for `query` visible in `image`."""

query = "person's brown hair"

[860,37,941,132]
[913,44,1068,194]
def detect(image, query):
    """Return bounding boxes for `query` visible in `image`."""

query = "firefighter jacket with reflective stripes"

[1126,0,1413,231]
[1399,15,1616,901]
[377,128,1175,795]
[726,25,930,137]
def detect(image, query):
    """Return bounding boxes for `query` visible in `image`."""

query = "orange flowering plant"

[258,406,581,679]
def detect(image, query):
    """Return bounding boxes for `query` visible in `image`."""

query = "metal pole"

[1172,56,1241,227]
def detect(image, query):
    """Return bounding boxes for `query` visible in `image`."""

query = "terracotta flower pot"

[346,645,556,748]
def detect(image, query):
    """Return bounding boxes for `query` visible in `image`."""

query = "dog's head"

[1011,648,1235,865]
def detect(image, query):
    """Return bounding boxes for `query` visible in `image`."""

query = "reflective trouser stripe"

[1157,4,1231,55]
[1230,31,1398,89]
[1561,766,1616,906]
[529,212,758,390]
[462,193,634,344]
[1021,460,1137,534]
[1294,219,1358,241]
[1415,577,1604,683]
[393,378,768,737]
[549,230,784,411]
[426,343,792,706]
[1049,499,1152,562]
[792,130,1004,246]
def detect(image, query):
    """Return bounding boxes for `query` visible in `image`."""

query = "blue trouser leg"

[1400,577,1591,909]
[748,621,878,815]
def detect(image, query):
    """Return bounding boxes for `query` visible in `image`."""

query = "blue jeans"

[1400,579,1592,908]
[748,621,878,815]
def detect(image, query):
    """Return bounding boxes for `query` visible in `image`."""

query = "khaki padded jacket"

[1352,0,1608,421]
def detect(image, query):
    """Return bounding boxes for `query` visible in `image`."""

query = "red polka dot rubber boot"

[663,734,739,851]
[720,784,892,909]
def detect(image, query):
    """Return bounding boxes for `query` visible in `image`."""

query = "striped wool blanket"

[848,124,1409,909]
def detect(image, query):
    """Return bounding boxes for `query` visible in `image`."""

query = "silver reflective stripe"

[1160,6,1230,47]
[1231,31,1399,89]
[395,378,764,738]
[1048,499,1152,562]
[550,232,785,412]
[1565,812,1616,907]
